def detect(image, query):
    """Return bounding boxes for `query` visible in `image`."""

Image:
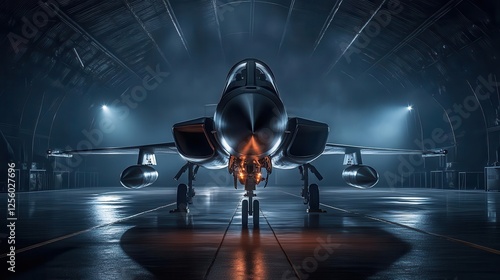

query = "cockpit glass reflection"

[226,62,247,89]
[223,60,278,95]
[255,63,273,84]
[255,62,277,92]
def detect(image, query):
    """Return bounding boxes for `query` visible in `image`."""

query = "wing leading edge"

[323,143,447,165]
[47,142,178,165]
[47,142,177,157]
[323,143,447,156]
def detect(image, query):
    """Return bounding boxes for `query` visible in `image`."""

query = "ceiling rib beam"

[323,0,387,76]
[211,0,226,62]
[161,0,191,59]
[40,2,142,80]
[311,0,344,55]
[124,0,172,69]
[249,0,255,39]
[362,0,465,75]
[277,0,296,55]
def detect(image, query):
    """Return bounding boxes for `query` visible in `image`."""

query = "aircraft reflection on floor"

[120,217,409,280]
[2,186,499,280]
[119,190,410,280]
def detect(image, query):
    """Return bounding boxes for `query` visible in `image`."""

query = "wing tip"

[46,149,73,158]
[422,149,448,157]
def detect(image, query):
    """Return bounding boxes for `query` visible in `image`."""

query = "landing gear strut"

[300,164,326,213]
[171,163,198,213]
[229,156,268,227]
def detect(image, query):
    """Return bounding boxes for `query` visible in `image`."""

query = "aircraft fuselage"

[213,66,287,159]
[172,59,329,189]
[212,60,288,187]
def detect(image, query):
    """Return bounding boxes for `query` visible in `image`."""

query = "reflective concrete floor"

[1,186,499,279]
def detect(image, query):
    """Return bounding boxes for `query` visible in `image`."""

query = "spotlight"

[407,105,413,111]
[102,105,108,111]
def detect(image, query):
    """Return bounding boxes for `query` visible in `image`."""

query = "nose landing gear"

[242,190,259,228]
[229,156,270,227]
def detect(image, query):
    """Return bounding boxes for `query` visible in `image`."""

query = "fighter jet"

[48,59,446,227]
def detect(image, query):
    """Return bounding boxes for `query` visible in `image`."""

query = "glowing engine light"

[256,172,262,182]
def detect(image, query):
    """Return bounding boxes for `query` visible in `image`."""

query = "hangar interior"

[1,0,500,279]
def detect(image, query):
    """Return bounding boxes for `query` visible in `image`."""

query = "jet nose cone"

[215,92,287,156]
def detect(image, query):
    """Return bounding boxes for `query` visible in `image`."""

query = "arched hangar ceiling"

[1,0,499,169]
[1,0,498,91]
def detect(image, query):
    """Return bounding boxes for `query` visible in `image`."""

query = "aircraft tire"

[309,184,319,211]
[177,184,188,212]
[253,200,259,228]
[242,200,248,228]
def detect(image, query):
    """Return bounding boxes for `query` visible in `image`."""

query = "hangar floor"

[1,186,499,280]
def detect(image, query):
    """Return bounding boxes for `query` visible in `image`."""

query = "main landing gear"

[171,163,198,213]
[299,164,326,213]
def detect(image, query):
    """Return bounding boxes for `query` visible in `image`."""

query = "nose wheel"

[242,200,249,227]
[242,190,259,228]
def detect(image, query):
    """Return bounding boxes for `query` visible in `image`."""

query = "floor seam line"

[203,199,241,280]
[0,202,176,258]
[280,190,500,256]
[261,209,302,280]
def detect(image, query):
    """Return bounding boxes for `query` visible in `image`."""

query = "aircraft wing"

[47,142,178,158]
[323,143,447,157]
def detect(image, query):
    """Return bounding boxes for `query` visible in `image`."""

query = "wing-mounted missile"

[341,148,378,188]
[120,165,159,189]
[342,165,379,189]
[120,147,160,189]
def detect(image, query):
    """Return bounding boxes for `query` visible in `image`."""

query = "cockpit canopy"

[223,59,278,95]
